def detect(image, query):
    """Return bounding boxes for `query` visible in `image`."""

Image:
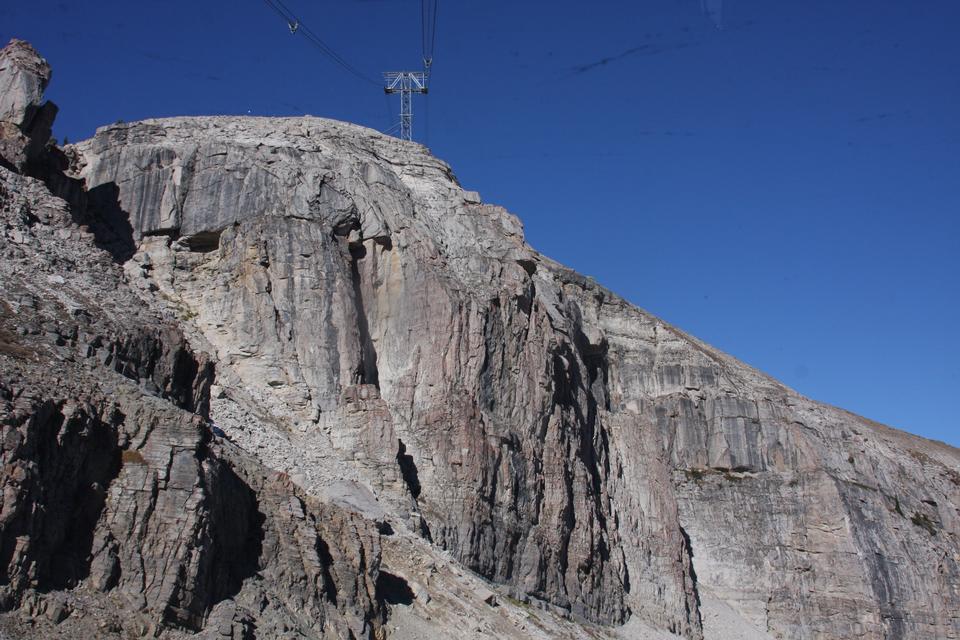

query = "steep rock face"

[589,290,960,638]
[70,115,960,639]
[0,145,385,638]
[0,38,51,126]
[74,117,658,629]
[74,117,698,632]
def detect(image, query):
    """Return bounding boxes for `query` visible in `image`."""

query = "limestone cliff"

[1,38,958,639]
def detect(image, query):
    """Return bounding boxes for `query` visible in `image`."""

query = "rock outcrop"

[0,162,387,640]
[0,41,385,640]
[1,38,958,639]
[0,39,56,173]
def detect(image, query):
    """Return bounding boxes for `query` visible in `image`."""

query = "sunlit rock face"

[1,36,959,640]
[0,38,57,173]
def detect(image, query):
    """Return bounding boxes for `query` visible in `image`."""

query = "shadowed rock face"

[1,37,959,640]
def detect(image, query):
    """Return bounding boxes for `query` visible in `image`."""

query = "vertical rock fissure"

[348,241,379,388]
[315,536,340,606]
[396,438,421,500]
[679,525,702,622]
[28,403,122,592]
[200,460,266,617]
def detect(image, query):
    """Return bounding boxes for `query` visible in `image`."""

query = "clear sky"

[3,0,958,446]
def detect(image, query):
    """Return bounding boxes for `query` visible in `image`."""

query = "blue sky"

[3,0,958,446]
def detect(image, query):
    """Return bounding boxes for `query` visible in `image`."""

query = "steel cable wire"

[261,0,380,86]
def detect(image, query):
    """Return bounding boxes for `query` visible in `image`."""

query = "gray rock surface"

[0,164,386,639]
[1,37,959,640]
[0,39,51,126]
[0,39,56,172]
[71,113,960,639]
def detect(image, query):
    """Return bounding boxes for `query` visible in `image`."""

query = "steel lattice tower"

[383,71,428,142]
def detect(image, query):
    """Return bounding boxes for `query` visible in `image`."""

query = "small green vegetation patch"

[684,468,706,482]
[910,511,938,536]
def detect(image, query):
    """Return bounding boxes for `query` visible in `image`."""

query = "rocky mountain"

[1,38,958,640]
